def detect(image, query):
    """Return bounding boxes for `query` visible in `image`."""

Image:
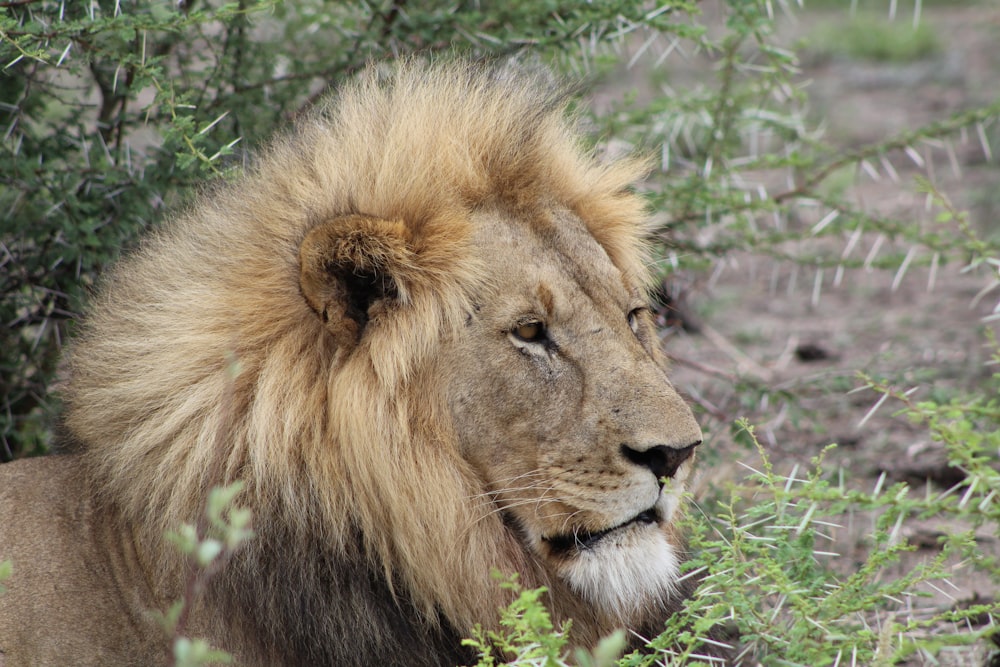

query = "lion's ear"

[299,214,411,347]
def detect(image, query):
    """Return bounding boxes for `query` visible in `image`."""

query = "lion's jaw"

[535,469,693,620]
[555,509,681,618]
[445,206,703,624]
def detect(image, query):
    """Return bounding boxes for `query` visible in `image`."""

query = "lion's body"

[0,60,703,666]
[0,457,171,666]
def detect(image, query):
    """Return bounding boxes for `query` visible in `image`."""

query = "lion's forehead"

[473,207,636,317]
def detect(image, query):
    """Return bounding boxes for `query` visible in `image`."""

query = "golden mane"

[61,58,655,662]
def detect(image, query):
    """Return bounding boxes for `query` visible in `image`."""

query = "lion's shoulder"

[0,456,169,664]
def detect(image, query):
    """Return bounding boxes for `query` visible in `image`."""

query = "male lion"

[0,60,703,666]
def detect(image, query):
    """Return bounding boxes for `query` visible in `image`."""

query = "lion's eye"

[512,321,546,343]
[627,308,643,334]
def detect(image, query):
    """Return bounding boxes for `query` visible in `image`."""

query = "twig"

[681,385,728,422]
[665,350,739,383]
[699,323,774,382]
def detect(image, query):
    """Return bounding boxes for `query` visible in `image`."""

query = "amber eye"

[513,321,546,343]
[627,308,643,334]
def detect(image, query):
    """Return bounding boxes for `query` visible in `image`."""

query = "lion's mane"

[63,60,653,664]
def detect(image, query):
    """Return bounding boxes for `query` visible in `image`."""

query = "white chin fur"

[562,524,680,619]
[557,475,689,619]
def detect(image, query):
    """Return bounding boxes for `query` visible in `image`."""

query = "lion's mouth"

[542,508,659,554]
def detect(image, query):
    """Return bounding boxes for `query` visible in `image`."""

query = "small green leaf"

[195,539,224,568]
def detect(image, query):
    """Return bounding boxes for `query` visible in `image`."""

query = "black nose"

[620,442,700,483]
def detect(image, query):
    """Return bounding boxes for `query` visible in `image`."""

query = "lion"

[0,59,703,666]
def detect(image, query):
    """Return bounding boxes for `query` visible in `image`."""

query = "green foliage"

[171,637,233,667]
[464,575,627,667]
[1,0,274,459]
[667,418,999,665]
[607,7,1000,279]
[464,577,571,667]
[160,481,253,667]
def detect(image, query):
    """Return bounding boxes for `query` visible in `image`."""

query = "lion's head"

[60,60,703,664]
[438,204,702,619]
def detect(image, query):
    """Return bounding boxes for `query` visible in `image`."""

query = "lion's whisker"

[465,482,552,502]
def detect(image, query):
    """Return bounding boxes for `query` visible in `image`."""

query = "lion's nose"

[620,442,700,483]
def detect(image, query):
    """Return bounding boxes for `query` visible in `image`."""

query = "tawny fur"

[0,59,704,666]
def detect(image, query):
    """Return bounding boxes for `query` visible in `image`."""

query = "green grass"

[802,0,980,9]
[0,559,11,596]
[807,14,941,63]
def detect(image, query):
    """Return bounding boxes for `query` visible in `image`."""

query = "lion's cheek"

[447,384,585,483]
